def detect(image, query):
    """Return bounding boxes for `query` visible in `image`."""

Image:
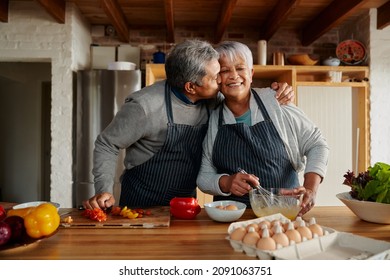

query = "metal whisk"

[237,168,287,207]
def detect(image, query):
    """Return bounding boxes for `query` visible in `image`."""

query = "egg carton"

[271,232,390,260]
[226,213,338,260]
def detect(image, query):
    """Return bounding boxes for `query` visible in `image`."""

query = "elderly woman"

[196,41,329,216]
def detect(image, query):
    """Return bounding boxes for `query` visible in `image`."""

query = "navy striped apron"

[120,82,209,207]
[212,89,299,207]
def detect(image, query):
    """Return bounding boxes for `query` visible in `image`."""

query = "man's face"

[192,58,221,101]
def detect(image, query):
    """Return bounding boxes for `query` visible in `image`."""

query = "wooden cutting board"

[59,206,170,228]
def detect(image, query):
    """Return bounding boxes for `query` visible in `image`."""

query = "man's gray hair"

[215,41,253,69]
[165,39,219,90]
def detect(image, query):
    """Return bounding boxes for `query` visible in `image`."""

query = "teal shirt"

[235,109,251,125]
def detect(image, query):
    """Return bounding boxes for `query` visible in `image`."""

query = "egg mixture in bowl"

[249,188,302,220]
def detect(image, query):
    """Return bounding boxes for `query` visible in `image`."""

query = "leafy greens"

[343,162,390,204]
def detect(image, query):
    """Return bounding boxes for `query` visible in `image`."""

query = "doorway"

[0,62,51,203]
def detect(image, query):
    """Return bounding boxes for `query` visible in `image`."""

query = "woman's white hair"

[215,41,253,68]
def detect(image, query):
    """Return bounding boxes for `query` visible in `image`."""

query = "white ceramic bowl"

[13,201,60,210]
[336,192,390,224]
[204,200,246,222]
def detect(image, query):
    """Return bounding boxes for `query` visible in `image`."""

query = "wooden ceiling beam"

[100,0,129,42]
[302,0,366,46]
[214,0,238,44]
[260,0,300,40]
[164,0,175,43]
[0,0,9,22]
[35,0,65,23]
[377,0,390,30]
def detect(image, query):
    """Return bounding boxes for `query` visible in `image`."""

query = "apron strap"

[164,81,174,124]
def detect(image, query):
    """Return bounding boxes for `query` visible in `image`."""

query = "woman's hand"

[82,192,115,210]
[279,186,315,216]
[219,172,259,196]
[280,172,321,216]
[271,82,295,105]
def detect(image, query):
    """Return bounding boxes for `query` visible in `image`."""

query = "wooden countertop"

[1,206,389,260]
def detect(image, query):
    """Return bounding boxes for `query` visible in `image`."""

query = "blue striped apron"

[212,89,299,206]
[120,82,209,207]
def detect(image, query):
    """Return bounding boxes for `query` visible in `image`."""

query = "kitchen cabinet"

[145,64,370,205]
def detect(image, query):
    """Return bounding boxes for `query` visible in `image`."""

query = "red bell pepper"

[169,197,201,219]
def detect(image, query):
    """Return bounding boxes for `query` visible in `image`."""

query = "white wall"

[369,9,390,165]
[0,1,91,207]
[298,87,353,206]
[340,9,390,166]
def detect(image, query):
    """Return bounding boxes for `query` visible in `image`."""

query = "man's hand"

[83,192,115,210]
[271,82,295,105]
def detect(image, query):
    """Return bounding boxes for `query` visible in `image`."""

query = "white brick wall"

[369,9,390,165]
[0,1,91,207]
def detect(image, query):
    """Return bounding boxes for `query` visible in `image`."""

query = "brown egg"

[293,216,304,229]
[271,219,282,228]
[308,217,324,237]
[230,227,247,241]
[256,227,276,251]
[271,224,289,247]
[246,223,260,232]
[296,220,313,240]
[242,227,260,246]
[258,220,271,229]
[284,221,302,244]
[272,221,286,233]
[282,219,291,231]
[224,204,238,211]
[260,224,274,237]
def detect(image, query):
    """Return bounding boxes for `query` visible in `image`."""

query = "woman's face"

[218,54,253,101]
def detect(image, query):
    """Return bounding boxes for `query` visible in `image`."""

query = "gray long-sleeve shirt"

[196,87,329,196]
[92,81,221,194]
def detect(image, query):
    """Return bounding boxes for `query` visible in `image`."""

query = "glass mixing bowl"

[249,188,302,220]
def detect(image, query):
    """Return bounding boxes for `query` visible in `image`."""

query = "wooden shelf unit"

[145,64,370,203]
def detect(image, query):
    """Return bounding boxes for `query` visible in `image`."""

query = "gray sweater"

[93,80,220,194]
[196,87,329,196]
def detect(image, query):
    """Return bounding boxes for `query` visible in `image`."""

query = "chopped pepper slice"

[83,208,107,222]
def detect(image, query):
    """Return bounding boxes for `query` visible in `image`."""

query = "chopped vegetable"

[343,162,390,204]
[110,206,122,216]
[83,208,107,222]
[62,216,73,224]
[120,206,139,219]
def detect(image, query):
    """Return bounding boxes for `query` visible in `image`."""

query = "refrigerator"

[73,69,142,208]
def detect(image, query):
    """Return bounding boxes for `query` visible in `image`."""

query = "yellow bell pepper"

[24,203,60,239]
[6,206,35,218]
